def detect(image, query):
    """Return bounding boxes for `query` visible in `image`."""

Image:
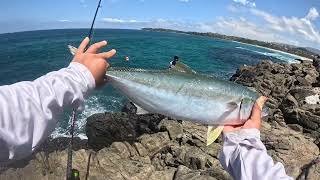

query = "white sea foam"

[235,46,299,63]
[51,95,123,139]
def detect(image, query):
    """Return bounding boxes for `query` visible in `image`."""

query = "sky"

[0,0,320,49]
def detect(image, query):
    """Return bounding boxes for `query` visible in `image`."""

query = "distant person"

[169,56,179,68]
[125,56,129,61]
[0,37,292,180]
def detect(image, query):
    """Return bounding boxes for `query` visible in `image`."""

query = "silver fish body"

[106,68,258,125]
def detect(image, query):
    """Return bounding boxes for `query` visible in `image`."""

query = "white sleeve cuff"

[68,62,96,92]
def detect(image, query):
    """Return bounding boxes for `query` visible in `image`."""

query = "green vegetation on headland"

[142,28,318,59]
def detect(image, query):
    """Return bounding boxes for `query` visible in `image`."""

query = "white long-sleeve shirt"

[0,62,95,163]
[219,128,293,180]
[0,62,292,180]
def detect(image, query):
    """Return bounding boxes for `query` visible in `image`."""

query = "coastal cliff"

[0,60,319,180]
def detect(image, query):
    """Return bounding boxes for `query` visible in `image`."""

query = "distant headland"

[142,28,318,60]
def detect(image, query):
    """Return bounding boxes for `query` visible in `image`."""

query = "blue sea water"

[0,29,300,138]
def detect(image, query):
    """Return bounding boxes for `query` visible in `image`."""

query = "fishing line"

[66,0,103,179]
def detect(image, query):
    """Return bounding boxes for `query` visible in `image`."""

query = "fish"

[105,67,258,125]
[68,45,262,145]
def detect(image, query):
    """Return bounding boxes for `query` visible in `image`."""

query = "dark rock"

[281,88,320,134]
[288,124,304,132]
[232,60,320,139]
[121,102,137,114]
[133,113,165,134]
[86,112,137,150]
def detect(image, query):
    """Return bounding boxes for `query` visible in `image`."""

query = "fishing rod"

[66,0,103,179]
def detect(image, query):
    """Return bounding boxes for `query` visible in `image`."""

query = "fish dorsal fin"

[207,125,224,146]
[68,45,77,56]
[169,61,197,74]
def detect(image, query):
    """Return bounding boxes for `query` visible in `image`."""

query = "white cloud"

[98,6,320,49]
[250,7,320,45]
[179,0,191,2]
[102,17,148,23]
[233,0,256,7]
[58,20,72,22]
[305,7,319,21]
[201,17,286,43]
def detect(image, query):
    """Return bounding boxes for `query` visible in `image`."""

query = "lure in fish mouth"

[68,45,265,145]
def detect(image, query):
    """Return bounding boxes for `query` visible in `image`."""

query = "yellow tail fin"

[207,125,224,146]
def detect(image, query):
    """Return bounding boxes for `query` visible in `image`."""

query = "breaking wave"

[51,95,124,139]
[235,46,299,63]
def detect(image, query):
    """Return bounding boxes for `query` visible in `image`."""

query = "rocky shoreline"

[1,60,320,180]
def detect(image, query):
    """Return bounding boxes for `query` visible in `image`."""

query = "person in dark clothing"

[171,56,179,66]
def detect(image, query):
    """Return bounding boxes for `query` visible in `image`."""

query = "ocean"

[0,29,301,138]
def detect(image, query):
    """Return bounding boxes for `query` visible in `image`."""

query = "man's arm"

[219,129,293,180]
[219,97,293,180]
[0,62,95,162]
[0,37,116,162]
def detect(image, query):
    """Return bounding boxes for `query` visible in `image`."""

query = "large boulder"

[86,111,164,150]
[280,87,320,140]
[261,122,320,178]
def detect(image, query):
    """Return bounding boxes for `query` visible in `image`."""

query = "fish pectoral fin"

[226,102,238,111]
[134,103,150,115]
[68,45,77,56]
[207,125,224,146]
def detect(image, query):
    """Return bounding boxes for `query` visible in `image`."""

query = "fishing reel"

[67,169,80,180]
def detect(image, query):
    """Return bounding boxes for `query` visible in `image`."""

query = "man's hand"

[223,96,267,132]
[72,37,116,87]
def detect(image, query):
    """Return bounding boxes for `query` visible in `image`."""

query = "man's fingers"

[77,37,90,54]
[250,96,267,121]
[223,124,242,133]
[98,49,117,59]
[87,41,107,53]
[257,96,267,111]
